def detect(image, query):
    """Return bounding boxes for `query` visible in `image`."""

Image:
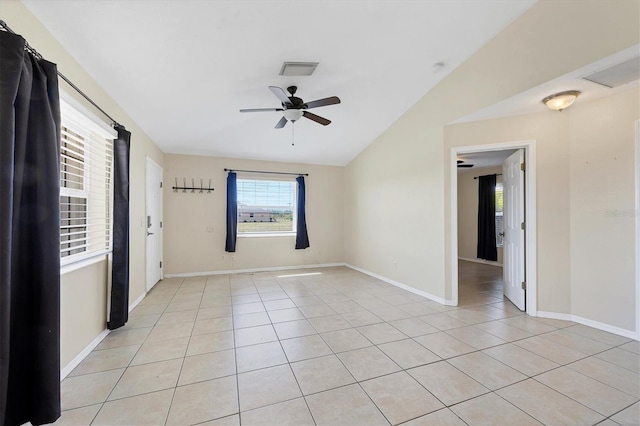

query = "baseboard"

[164,262,345,278]
[537,311,638,340]
[344,263,452,305]
[61,292,146,381]
[129,292,146,312]
[60,328,110,380]
[458,257,503,267]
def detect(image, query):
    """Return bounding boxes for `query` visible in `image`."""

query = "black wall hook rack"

[172,178,214,193]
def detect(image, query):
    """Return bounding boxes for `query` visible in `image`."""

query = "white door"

[146,157,163,292]
[502,149,526,310]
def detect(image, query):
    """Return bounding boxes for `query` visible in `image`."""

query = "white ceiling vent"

[279,62,319,77]
[582,56,640,88]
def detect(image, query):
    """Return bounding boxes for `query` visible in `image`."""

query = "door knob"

[147,232,154,236]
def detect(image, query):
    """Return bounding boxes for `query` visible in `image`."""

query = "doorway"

[146,156,163,292]
[451,141,537,316]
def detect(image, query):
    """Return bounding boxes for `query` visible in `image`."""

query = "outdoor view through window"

[495,182,504,247]
[237,179,295,233]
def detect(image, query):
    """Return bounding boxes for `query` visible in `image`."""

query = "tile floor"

[53,263,639,425]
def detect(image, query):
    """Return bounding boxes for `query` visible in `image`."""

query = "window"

[495,182,504,247]
[59,92,116,265]
[237,179,296,234]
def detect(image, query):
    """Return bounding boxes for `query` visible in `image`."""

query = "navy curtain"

[108,126,131,330]
[0,31,61,425]
[477,174,498,261]
[225,172,237,252]
[295,176,310,249]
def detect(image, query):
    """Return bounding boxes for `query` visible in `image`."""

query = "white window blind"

[59,92,117,265]
[237,179,296,234]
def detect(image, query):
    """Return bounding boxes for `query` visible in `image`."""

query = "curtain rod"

[0,20,121,128]
[224,168,308,177]
[473,173,502,180]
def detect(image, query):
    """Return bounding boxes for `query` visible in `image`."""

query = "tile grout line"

[164,276,201,425]
[95,278,178,410]
[60,267,638,425]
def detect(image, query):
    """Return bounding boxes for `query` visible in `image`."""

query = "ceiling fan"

[457,159,474,168]
[240,86,340,129]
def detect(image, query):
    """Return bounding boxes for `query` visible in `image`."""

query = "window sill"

[238,232,296,238]
[61,250,110,275]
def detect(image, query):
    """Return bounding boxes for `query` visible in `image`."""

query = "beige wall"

[446,87,638,331]
[457,166,503,265]
[163,154,344,275]
[2,1,164,368]
[344,124,446,299]
[60,261,107,368]
[446,113,571,315]
[569,89,638,330]
[345,0,639,333]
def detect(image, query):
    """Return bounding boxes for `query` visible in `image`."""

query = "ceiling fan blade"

[240,108,283,113]
[457,164,474,168]
[269,86,292,106]
[303,111,331,126]
[304,96,341,109]
[274,116,288,129]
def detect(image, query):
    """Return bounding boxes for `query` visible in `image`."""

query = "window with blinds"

[60,93,117,265]
[495,182,504,247]
[237,179,296,234]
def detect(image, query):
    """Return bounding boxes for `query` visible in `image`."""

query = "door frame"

[635,119,640,339]
[450,140,537,315]
[145,156,163,292]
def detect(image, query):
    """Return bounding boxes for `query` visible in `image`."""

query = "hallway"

[458,260,509,308]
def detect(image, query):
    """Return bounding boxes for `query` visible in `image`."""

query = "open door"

[502,149,526,310]
[146,157,163,292]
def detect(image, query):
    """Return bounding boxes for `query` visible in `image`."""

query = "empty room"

[1,0,639,425]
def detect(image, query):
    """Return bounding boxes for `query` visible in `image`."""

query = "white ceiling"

[22,0,536,166]
[457,150,516,171]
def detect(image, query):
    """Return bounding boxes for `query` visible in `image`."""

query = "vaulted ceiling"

[23,0,536,165]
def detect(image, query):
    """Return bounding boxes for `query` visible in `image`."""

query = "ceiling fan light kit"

[283,109,303,122]
[542,90,581,111]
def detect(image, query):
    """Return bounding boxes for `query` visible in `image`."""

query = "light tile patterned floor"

[54,263,640,425]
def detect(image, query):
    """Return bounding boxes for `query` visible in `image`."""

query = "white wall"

[457,166,503,265]
[163,154,344,275]
[2,0,165,368]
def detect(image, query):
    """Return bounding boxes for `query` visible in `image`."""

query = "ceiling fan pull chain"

[291,122,295,146]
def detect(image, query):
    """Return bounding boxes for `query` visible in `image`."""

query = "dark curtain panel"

[225,172,237,252]
[295,176,310,249]
[0,32,61,425]
[477,174,498,261]
[108,126,131,330]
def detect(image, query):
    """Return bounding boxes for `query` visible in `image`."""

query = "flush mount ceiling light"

[279,62,319,76]
[542,90,581,111]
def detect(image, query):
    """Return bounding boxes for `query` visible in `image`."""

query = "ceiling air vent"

[582,56,640,88]
[279,62,319,77]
